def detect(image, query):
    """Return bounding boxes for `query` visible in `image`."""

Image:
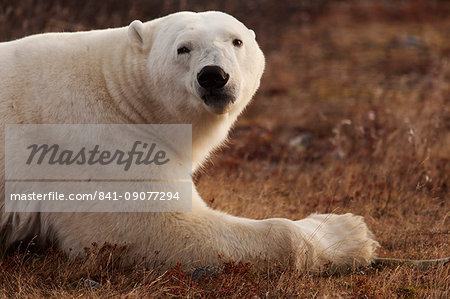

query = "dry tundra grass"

[0,0,449,298]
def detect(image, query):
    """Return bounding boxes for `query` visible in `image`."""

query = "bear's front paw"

[295,213,379,272]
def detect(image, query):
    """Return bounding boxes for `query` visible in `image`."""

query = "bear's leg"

[45,190,378,272]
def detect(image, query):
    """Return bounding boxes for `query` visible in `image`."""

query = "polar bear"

[0,11,378,272]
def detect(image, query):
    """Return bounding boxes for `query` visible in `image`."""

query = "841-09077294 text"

[9,191,181,201]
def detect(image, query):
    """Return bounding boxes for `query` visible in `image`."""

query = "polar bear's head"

[127,11,265,117]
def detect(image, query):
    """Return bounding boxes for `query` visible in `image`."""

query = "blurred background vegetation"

[0,0,326,44]
[1,1,450,49]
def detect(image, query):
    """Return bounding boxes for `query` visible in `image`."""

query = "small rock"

[84,279,100,290]
[288,132,313,151]
[190,266,220,281]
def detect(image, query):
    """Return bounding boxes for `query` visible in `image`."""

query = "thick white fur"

[0,11,378,272]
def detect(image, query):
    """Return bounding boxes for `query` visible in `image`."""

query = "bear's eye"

[177,46,191,55]
[233,39,243,47]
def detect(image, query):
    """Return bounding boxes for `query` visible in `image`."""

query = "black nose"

[197,66,229,90]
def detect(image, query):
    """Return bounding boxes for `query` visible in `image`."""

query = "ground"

[0,1,449,298]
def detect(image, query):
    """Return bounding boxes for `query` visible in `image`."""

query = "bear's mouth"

[201,91,235,115]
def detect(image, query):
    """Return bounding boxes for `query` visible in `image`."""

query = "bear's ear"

[249,29,256,39]
[128,20,145,49]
